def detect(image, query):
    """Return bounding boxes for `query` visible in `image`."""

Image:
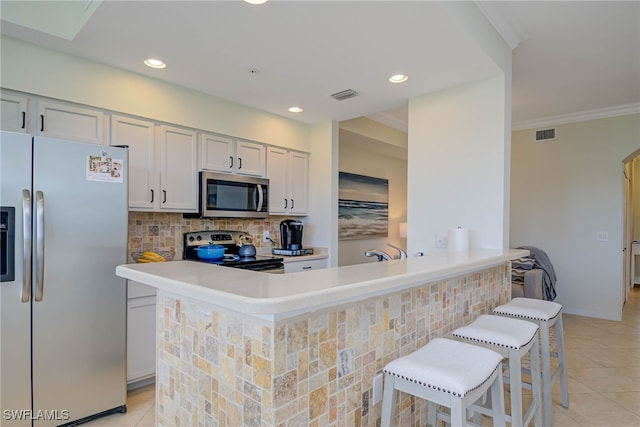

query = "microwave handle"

[256,184,264,212]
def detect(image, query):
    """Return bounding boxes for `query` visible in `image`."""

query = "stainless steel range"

[183,230,284,273]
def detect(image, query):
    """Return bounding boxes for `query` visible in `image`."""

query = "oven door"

[200,171,269,218]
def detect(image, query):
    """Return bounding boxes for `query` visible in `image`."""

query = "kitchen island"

[116,249,527,427]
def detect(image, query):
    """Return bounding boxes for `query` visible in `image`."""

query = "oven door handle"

[256,184,264,212]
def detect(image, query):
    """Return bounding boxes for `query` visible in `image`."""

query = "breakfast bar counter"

[116,249,527,426]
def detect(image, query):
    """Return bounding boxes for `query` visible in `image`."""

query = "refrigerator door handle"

[21,189,32,303]
[35,190,45,302]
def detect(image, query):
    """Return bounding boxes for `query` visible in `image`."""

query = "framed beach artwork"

[338,172,389,240]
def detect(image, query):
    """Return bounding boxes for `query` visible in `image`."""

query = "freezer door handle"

[21,189,32,303]
[34,191,45,302]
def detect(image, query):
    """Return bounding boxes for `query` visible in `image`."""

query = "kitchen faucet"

[364,243,408,262]
[387,243,408,260]
[364,249,392,262]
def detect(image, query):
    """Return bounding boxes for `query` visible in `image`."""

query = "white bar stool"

[381,337,506,427]
[452,314,543,427]
[493,297,569,425]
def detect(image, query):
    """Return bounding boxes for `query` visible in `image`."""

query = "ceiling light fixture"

[389,74,408,83]
[144,58,166,69]
[244,0,268,4]
[288,107,303,113]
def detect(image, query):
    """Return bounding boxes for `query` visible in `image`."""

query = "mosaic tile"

[156,263,510,426]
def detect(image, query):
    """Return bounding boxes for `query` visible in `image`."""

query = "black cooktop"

[183,230,283,271]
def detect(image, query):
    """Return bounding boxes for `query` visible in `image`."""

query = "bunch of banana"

[137,251,166,263]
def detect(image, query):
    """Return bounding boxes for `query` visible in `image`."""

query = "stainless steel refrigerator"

[1,131,128,426]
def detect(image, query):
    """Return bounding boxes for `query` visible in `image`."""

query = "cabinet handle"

[291,199,294,209]
[302,266,312,270]
[229,156,234,168]
[150,189,154,203]
[21,111,26,129]
[238,157,242,169]
[40,114,44,132]
[284,198,287,209]
[162,190,167,204]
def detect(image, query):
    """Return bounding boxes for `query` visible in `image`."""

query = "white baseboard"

[562,305,622,321]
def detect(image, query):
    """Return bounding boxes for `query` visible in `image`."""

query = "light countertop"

[116,249,527,320]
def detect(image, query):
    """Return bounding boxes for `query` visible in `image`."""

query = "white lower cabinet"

[284,258,327,273]
[127,281,156,387]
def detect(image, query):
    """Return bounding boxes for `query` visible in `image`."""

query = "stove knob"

[196,235,202,241]
[188,236,194,242]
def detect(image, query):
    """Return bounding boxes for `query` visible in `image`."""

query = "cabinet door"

[236,140,266,177]
[289,151,309,215]
[127,295,156,383]
[111,115,156,210]
[200,133,234,173]
[0,91,27,132]
[159,125,197,211]
[266,147,289,214]
[36,100,104,144]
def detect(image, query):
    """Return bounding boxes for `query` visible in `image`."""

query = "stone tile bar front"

[117,249,526,426]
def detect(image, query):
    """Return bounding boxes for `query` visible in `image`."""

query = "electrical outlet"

[263,230,270,243]
[372,373,383,404]
[436,233,447,248]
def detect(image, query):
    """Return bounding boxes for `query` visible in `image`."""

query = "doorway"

[623,150,640,308]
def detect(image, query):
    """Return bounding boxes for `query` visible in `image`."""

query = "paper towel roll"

[447,227,469,252]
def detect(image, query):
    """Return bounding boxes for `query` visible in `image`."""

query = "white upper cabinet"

[37,100,104,144]
[200,132,265,177]
[289,151,309,215]
[111,116,197,212]
[267,147,309,215]
[159,125,198,211]
[111,115,157,210]
[236,140,266,177]
[0,91,28,132]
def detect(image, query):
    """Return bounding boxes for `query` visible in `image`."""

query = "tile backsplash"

[127,212,295,262]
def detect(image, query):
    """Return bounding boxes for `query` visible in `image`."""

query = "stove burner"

[184,230,283,272]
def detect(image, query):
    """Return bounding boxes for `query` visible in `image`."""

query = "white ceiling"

[1,1,638,132]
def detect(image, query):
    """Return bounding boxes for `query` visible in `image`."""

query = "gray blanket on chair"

[517,246,557,301]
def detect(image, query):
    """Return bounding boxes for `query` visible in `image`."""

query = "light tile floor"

[87,288,640,426]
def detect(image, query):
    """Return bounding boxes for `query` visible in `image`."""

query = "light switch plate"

[436,233,447,248]
[263,230,270,242]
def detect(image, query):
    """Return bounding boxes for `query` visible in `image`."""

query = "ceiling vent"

[330,89,358,101]
[534,128,557,142]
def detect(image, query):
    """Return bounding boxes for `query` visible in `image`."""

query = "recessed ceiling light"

[288,107,303,113]
[389,74,408,83]
[144,58,166,69]
[245,0,268,4]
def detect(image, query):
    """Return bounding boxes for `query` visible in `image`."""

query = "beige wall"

[338,128,407,266]
[510,114,640,320]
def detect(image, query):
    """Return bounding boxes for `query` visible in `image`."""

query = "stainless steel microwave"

[193,171,269,218]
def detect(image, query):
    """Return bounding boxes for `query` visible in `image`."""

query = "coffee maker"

[280,219,304,250]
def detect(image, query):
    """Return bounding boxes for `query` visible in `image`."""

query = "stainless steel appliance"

[1,131,128,426]
[189,171,269,218]
[280,219,304,250]
[184,230,284,273]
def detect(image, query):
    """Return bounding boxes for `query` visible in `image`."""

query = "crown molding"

[365,112,408,133]
[474,1,528,49]
[512,103,640,131]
